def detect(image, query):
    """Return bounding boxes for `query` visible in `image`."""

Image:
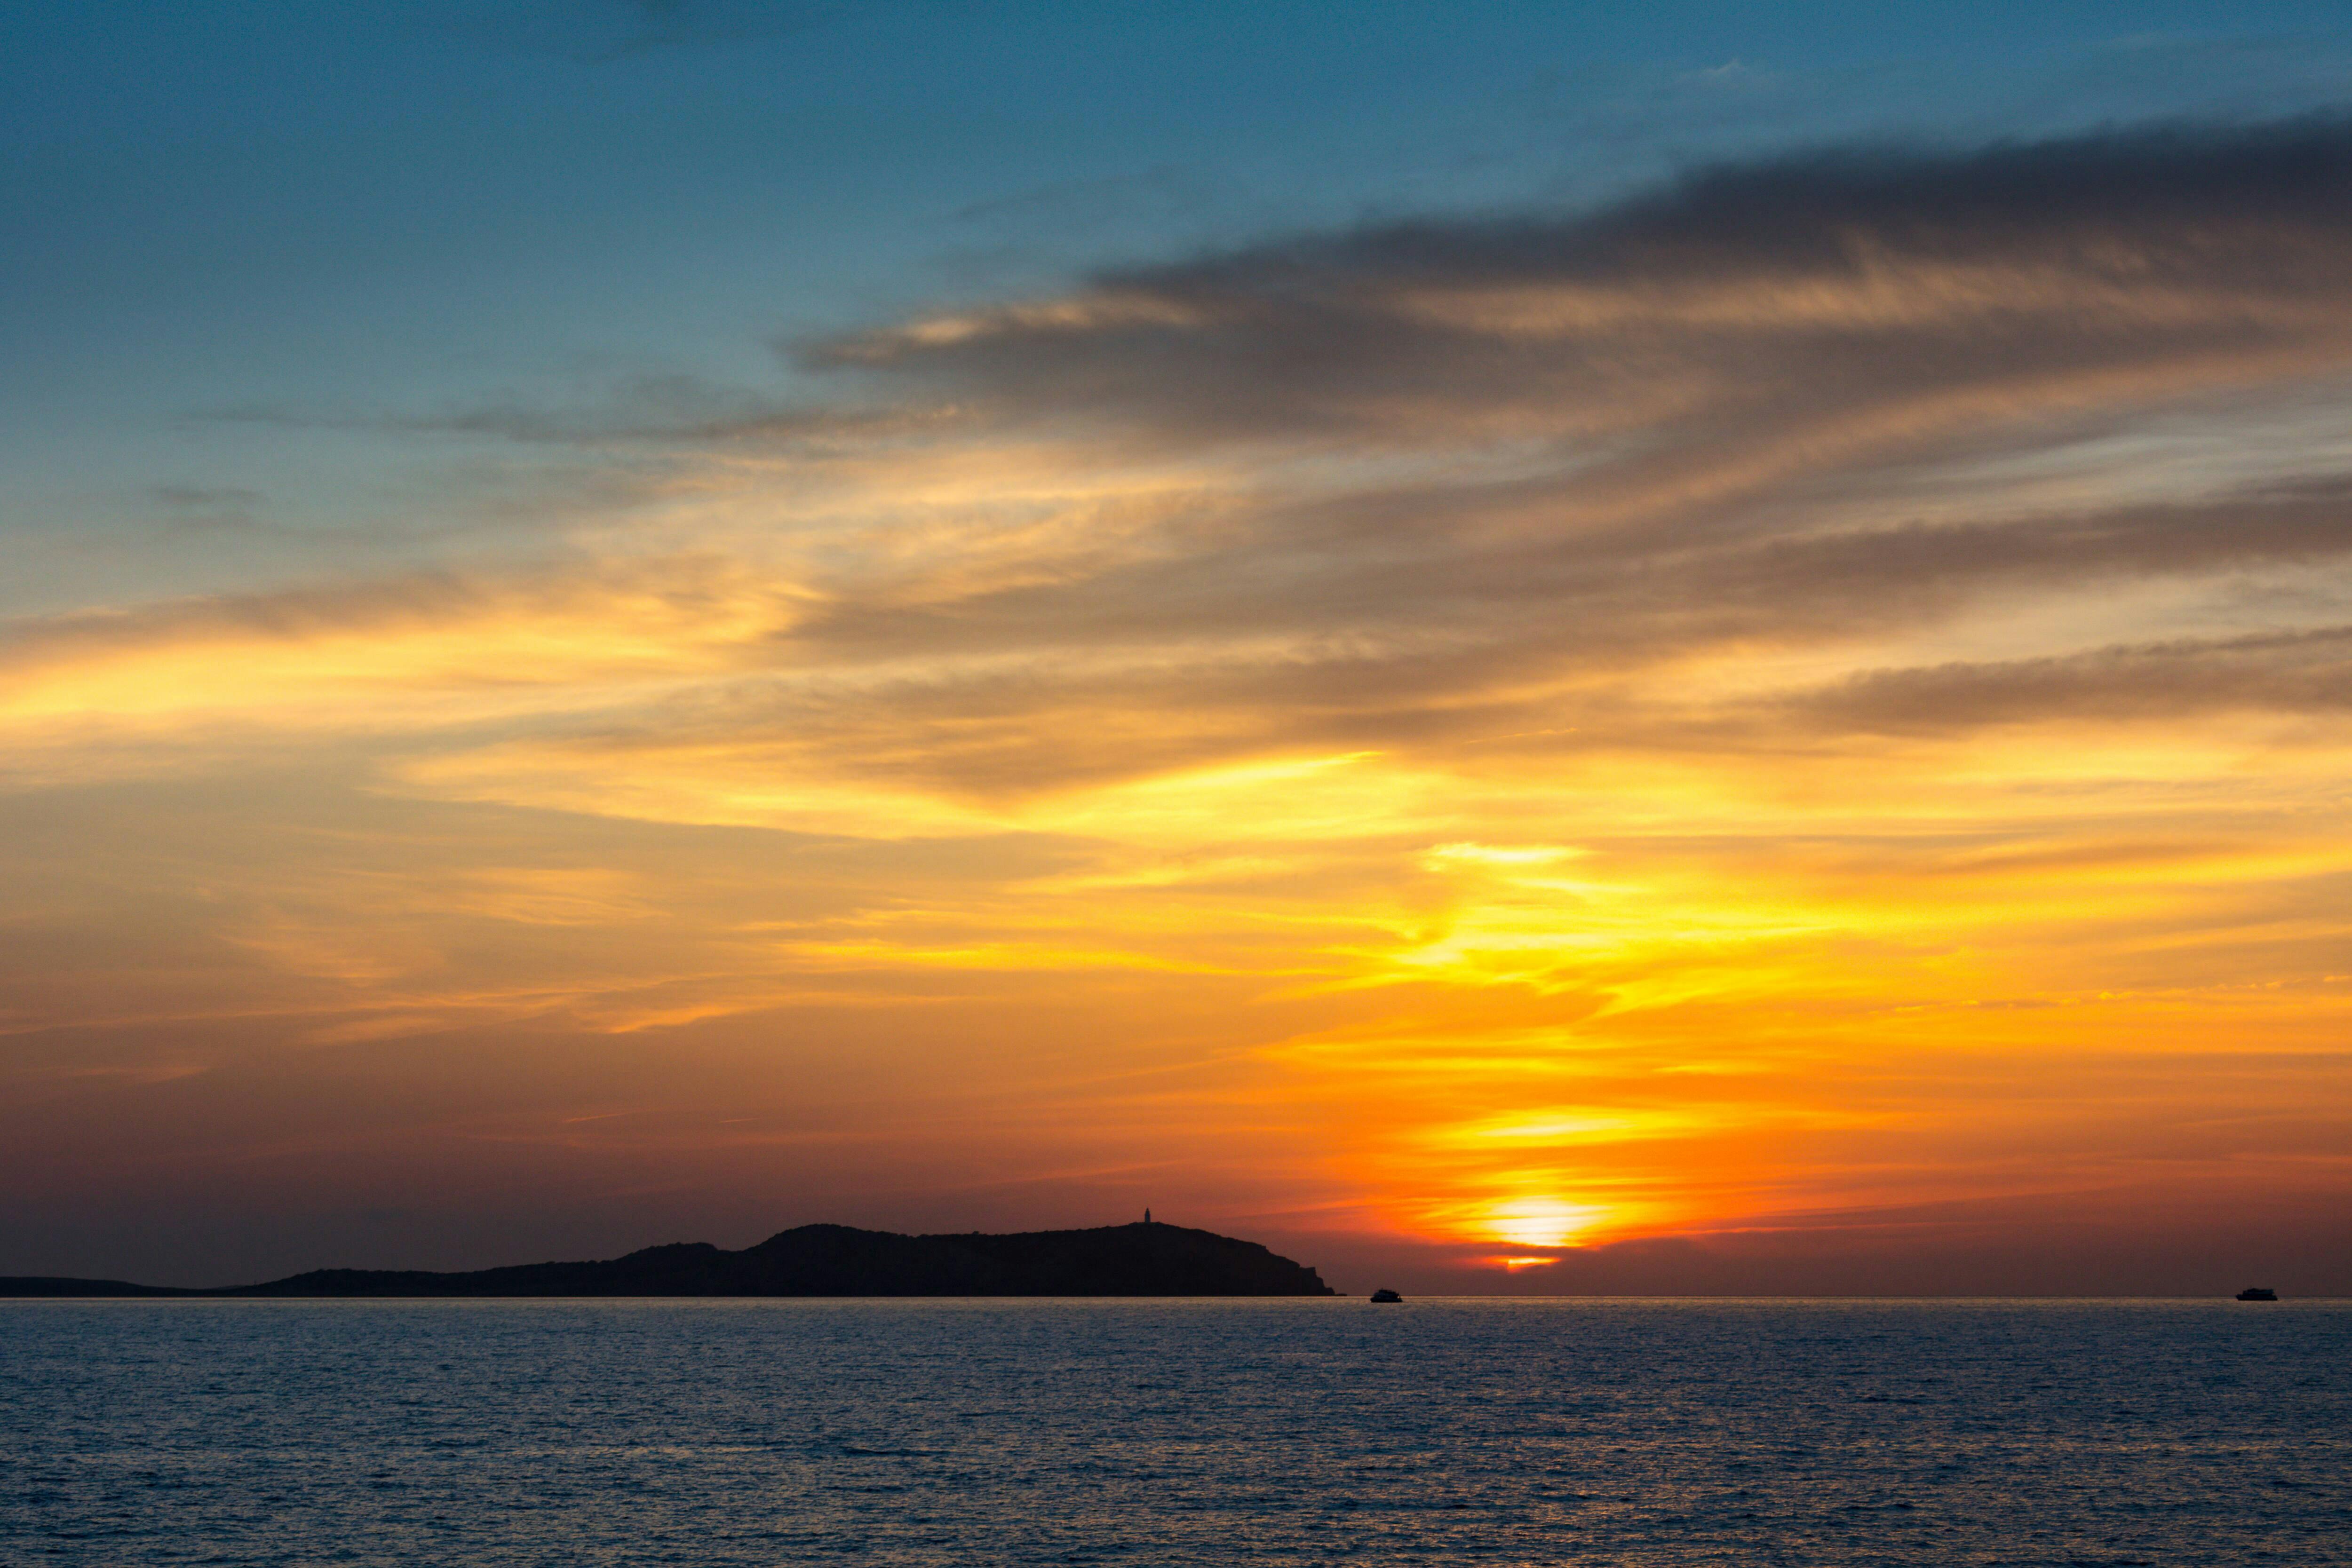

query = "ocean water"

[2,1299,2345,1565]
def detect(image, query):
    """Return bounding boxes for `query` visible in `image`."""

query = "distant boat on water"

[2235,1287,2279,1301]
[1370,1288,1404,1303]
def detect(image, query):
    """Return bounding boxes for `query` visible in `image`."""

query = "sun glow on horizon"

[1481,1197,1614,1251]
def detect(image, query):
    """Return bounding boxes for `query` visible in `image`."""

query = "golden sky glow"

[7,124,2352,1291]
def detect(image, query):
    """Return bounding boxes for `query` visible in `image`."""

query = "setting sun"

[1483,1199,1613,1251]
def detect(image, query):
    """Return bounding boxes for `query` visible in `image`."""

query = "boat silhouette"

[2235,1287,2279,1301]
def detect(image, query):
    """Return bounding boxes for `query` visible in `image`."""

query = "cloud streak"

[812,118,2352,442]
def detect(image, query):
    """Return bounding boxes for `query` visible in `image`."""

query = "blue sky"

[10,0,2352,611]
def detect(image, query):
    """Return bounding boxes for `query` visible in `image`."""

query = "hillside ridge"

[0,1221,1339,1297]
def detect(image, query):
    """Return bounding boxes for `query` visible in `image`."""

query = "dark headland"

[0,1221,1337,1298]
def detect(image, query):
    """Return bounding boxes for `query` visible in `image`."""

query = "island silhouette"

[0,1221,1338,1297]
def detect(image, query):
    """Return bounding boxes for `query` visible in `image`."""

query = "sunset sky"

[7,0,2352,1292]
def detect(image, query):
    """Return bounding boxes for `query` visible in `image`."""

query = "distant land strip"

[0,1222,1339,1298]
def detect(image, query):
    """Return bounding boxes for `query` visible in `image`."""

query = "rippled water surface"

[3,1298,2346,1564]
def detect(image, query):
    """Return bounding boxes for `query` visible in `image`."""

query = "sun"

[1486,1196,1609,1250]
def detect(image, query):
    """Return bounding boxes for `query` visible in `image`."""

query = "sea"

[2,1298,2345,1565]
